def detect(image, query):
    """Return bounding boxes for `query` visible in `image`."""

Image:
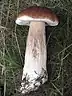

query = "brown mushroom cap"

[16,6,59,26]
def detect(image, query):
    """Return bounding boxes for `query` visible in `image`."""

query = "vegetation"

[0,0,72,96]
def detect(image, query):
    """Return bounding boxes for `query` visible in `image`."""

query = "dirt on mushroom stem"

[20,22,48,94]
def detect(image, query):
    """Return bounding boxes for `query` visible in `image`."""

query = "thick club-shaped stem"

[20,22,48,94]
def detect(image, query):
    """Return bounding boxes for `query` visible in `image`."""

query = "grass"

[0,0,72,96]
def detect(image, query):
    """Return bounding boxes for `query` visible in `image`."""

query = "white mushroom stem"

[20,22,48,94]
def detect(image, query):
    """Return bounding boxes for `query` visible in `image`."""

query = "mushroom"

[16,6,59,94]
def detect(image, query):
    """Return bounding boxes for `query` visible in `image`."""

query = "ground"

[0,0,72,96]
